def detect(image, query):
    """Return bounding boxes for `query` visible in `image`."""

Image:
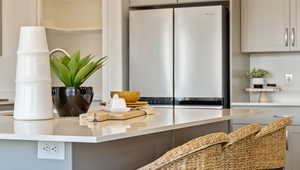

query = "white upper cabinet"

[241,0,290,53]
[130,0,177,7]
[178,0,228,4]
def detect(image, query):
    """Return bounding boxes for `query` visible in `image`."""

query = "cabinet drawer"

[178,0,228,4]
[130,0,177,7]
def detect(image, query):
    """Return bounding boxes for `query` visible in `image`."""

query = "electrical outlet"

[38,141,65,160]
[285,73,293,83]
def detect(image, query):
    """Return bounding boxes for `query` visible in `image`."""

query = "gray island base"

[0,108,265,170]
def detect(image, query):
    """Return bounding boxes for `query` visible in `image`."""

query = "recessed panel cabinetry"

[291,0,300,51]
[241,0,300,53]
[241,0,290,53]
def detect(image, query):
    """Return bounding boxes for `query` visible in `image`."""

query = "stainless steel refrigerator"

[129,6,229,108]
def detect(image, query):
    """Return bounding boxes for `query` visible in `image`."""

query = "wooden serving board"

[80,110,147,122]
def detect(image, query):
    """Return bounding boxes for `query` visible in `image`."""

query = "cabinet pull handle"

[285,28,289,47]
[292,27,296,47]
[286,129,289,151]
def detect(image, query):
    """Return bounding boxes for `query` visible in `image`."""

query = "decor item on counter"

[110,91,149,108]
[104,95,130,113]
[14,26,53,120]
[51,50,107,117]
[247,68,270,88]
[126,101,149,108]
[110,91,140,103]
[266,83,277,87]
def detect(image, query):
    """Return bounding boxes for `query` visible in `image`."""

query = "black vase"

[52,87,94,117]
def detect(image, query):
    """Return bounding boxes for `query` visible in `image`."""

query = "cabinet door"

[291,0,300,51]
[130,0,177,7]
[178,0,228,4]
[241,0,290,52]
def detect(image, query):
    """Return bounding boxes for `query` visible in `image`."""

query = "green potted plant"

[247,68,270,88]
[50,50,107,117]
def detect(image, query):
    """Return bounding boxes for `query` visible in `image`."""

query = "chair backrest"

[223,123,262,170]
[138,132,229,170]
[253,117,292,170]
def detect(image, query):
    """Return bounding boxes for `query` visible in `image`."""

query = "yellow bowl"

[110,91,141,103]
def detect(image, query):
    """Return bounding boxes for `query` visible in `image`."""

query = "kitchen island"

[0,107,269,170]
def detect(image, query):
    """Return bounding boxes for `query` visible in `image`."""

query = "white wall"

[250,53,300,103]
[230,0,250,103]
[0,0,38,99]
[102,0,129,101]
[0,0,130,101]
[0,0,106,100]
[46,30,103,100]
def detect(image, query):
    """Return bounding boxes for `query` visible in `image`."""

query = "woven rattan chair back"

[253,117,292,170]
[137,133,229,170]
[223,123,261,170]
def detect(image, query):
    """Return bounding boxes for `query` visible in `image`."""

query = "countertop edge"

[0,117,232,144]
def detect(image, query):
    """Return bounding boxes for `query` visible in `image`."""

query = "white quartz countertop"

[0,107,267,143]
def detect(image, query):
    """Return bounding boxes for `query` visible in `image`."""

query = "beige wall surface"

[0,0,38,99]
[250,53,300,103]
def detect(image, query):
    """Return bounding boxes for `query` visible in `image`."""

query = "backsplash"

[250,53,300,103]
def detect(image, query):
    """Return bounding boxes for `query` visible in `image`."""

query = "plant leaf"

[78,54,93,69]
[59,55,71,67]
[67,55,80,86]
[95,56,108,65]
[52,58,72,86]
[78,57,109,85]
[72,50,81,62]
[73,62,96,86]
[50,59,68,85]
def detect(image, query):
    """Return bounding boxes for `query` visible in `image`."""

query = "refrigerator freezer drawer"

[175,6,226,98]
[129,9,174,98]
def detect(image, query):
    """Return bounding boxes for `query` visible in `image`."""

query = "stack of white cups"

[14,26,53,120]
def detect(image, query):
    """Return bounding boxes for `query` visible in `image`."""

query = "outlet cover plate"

[38,141,65,160]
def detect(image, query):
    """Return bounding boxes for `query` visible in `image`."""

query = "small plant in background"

[50,50,108,87]
[247,68,270,79]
